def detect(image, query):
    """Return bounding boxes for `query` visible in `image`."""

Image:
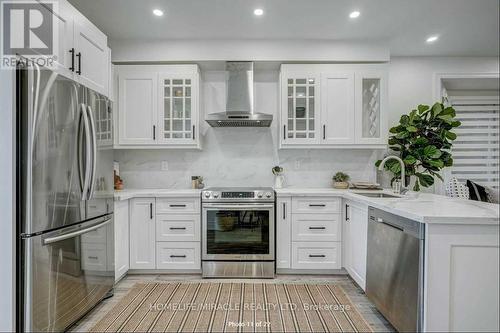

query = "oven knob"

[265,192,272,198]
[213,192,219,198]
[257,192,263,198]
[204,192,211,198]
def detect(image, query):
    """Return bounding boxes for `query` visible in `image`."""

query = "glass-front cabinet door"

[281,73,320,145]
[157,71,199,146]
[355,71,388,145]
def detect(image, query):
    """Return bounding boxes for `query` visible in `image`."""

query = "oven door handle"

[203,204,274,209]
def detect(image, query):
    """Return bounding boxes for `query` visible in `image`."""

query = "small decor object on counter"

[376,102,460,191]
[114,171,124,190]
[191,176,205,189]
[272,165,285,189]
[333,172,350,189]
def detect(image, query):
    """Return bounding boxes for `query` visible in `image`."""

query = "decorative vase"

[333,181,349,189]
[274,175,284,189]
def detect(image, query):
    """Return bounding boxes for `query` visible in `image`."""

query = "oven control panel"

[202,188,275,202]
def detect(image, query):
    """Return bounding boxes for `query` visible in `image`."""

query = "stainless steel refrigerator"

[16,60,115,332]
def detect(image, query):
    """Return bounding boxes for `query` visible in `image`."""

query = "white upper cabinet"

[280,64,388,148]
[73,18,108,95]
[321,72,355,144]
[355,70,388,145]
[44,0,110,96]
[115,65,201,149]
[281,73,321,145]
[118,70,157,145]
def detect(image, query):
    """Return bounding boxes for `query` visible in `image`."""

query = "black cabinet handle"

[170,255,186,258]
[153,125,156,140]
[282,202,286,219]
[150,203,153,219]
[169,204,186,208]
[69,48,75,71]
[283,125,286,140]
[346,204,350,221]
[76,52,81,75]
[88,256,98,260]
[309,226,326,230]
[323,125,326,140]
[309,204,326,207]
[169,227,186,230]
[309,254,326,258]
[193,125,195,140]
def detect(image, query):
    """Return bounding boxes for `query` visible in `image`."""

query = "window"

[449,96,499,189]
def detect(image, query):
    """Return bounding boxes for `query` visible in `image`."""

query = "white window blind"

[449,96,499,189]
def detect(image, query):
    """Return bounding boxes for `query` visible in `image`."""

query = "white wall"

[110,39,389,62]
[0,68,15,331]
[388,56,499,125]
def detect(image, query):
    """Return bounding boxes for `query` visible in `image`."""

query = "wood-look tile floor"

[69,274,395,332]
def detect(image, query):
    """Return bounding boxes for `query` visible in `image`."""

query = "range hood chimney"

[205,61,273,127]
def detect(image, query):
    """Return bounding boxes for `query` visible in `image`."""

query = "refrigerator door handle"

[42,216,112,245]
[86,105,97,199]
[80,103,91,200]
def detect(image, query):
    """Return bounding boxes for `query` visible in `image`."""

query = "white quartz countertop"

[276,188,499,225]
[114,187,499,225]
[114,188,201,201]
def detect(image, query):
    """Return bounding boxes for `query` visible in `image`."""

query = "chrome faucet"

[378,155,408,194]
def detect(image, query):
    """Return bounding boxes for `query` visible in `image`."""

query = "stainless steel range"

[202,187,275,278]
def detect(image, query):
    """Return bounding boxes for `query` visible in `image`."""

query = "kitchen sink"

[356,192,401,198]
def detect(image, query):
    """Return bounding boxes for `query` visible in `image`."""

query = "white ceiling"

[68,0,499,56]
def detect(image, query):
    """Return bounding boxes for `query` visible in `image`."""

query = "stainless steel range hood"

[205,62,273,127]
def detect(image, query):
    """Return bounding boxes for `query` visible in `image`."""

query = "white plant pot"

[274,175,284,189]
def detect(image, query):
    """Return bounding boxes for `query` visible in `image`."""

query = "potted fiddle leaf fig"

[333,172,350,189]
[376,102,461,191]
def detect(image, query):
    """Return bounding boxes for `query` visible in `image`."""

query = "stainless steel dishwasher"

[366,207,425,332]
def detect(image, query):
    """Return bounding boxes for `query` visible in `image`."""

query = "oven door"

[202,203,275,261]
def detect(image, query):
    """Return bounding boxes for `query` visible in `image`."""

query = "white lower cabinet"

[156,242,200,270]
[114,200,129,281]
[291,242,341,269]
[276,198,292,269]
[128,196,201,271]
[129,198,156,269]
[343,200,368,290]
[156,214,200,242]
[280,195,343,271]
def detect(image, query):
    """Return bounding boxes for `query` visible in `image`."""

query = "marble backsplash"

[114,69,384,189]
[114,128,382,189]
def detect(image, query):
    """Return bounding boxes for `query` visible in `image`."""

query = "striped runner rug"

[90,282,373,332]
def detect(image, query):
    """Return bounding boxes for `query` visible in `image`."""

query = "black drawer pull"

[309,204,326,207]
[170,204,187,208]
[69,48,75,71]
[170,255,186,258]
[76,52,81,75]
[309,254,326,258]
[88,256,98,260]
[169,227,186,230]
[309,226,326,230]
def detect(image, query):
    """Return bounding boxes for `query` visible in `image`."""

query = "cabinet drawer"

[81,225,107,244]
[81,244,107,271]
[156,214,200,242]
[156,197,200,214]
[156,242,200,270]
[291,242,341,269]
[292,197,340,214]
[292,213,341,242]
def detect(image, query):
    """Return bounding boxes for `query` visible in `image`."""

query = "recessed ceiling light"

[152,9,164,17]
[349,11,360,18]
[254,8,264,16]
[426,35,439,43]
